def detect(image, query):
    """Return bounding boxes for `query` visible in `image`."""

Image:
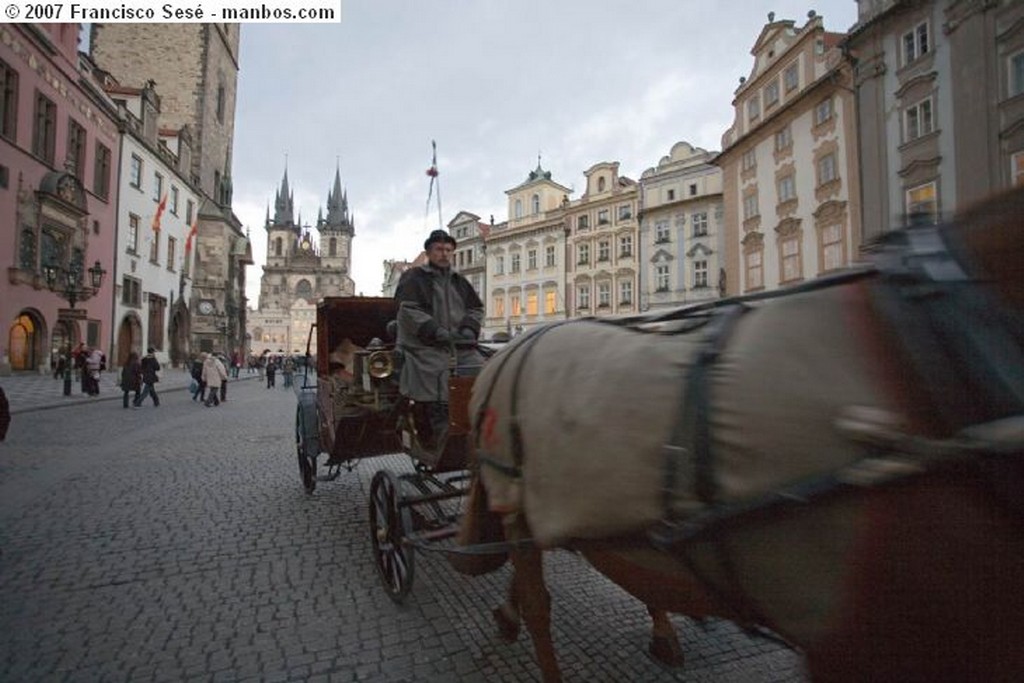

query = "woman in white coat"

[201,353,227,407]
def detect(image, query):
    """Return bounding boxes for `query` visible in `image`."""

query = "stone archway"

[8,310,47,372]
[116,314,143,367]
[168,301,190,367]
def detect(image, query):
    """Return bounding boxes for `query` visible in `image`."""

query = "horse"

[457,186,1024,682]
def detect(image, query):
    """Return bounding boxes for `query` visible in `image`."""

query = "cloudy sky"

[232,0,859,305]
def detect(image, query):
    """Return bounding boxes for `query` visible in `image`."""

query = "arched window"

[598,177,606,192]
[274,237,282,256]
[514,199,523,219]
[531,194,540,215]
[329,237,337,256]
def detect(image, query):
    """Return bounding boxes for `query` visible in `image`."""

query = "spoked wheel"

[369,470,415,603]
[295,407,316,494]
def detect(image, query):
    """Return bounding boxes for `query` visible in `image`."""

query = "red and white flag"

[184,216,199,253]
[151,193,168,233]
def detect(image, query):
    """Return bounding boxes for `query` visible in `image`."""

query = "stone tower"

[89,24,251,357]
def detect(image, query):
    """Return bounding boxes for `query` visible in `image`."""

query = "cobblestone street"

[0,377,805,682]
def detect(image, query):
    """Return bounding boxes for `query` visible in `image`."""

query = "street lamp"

[43,258,107,396]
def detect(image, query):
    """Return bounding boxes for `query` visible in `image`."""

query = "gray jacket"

[395,263,484,402]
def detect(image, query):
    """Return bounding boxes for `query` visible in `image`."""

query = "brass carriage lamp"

[87,260,106,290]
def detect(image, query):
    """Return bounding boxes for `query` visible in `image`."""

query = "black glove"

[433,327,452,345]
[454,327,477,341]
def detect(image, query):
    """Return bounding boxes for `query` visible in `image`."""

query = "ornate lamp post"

[43,258,106,396]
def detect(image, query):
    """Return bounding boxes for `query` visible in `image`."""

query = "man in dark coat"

[395,229,484,448]
[134,347,161,407]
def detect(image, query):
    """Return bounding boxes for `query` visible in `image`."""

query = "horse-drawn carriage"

[294,296,497,600]
[295,187,1024,683]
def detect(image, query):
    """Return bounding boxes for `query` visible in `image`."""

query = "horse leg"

[492,577,521,643]
[646,606,684,667]
[505,514,562,683]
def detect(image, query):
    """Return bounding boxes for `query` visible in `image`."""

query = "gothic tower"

[318,165,355,293]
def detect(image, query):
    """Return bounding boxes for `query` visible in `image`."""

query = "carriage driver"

[395,228,485,449]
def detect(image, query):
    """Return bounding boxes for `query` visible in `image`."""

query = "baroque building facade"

[638,141,725,311]
[0,23,120,374]
[717,11,861,296]
[247,167,356,355]
[90,23,251,360]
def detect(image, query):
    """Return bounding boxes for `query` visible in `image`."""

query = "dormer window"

[598,176,606,192]
[531,193,540,215]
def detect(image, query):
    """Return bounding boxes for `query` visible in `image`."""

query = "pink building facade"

[0,23,120,373]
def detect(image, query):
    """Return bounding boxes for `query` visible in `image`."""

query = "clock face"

[198,300,214,315]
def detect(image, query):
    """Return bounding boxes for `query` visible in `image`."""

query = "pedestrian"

[134,347,161,407]
[190,354,206,403]
[282,356,295,388]
[0,385,10,441]
[85,347,105,396]
[202,352,227,406]
[216,354,229,403]
[120,351,142,408]
[395,228,484,450]
[266,357,277,388]
[53,350,67,380]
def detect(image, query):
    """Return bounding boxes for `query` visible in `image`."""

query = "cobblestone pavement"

[0,379,807,682]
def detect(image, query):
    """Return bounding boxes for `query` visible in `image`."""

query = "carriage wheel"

[369,469,415,602]
[295,407,316,494]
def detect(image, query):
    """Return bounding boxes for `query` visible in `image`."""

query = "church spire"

[273,164,294,225]
[325,162,351,231]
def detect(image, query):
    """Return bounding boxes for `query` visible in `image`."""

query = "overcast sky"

[232,0,859,305]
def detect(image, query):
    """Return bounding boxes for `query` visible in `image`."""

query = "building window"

[597,282,611,308]
[148,294,166,350]
[122,275,142,306]
[545,245,556,267]
[531,193,540,215]
[493,296,505,318]
[655,220,670,243]
[655,264,670,292]
[618,204,632,220]
[817,153,837,185]
[906,181,938,223]
[1011,52,1024,98]
[167,236,176,271]
[495,255,504,275]
[784,62,799,92]
[153,172,163,201]
[0,59,17,141]
[743,193,759,220]
[666,188,675,201]
[741,148,757,172]
[597,241,610,262]
[905,97,934,141]
[527,249,537,270]
[511,253,521,273]
[598,177,606,192]
[764,79,780,109]
[170,186,179,214]
[619,234,632,257]
[902,22,930,66]
[127,214,140,253]
[514,199,522,219]
[1013,151,1024,186]
[619,280,632,305]
[544,290,556,315]
[597,209,609,225]
[526,291,538,316]
[94,143,111,199]
[186,199,194,225]
[216,84,226,123]
[693,260,708,288]
[745,250,763,291]
[692,212,708,237]
[747,96,760,123]
[150,228,160,263]
[67,118,86,179]
[781,237,801,282]
[774,125,792,152]
[577,285,590,309]
[821,223,844,271]
[577,243,590,265]
[130,154,143,189]
[511,294,521,317]
[814,97,833,126]
[32,92,57,163]
[778,174,797,203]
[577,214,589,230]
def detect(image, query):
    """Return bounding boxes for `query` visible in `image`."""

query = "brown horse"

[459,187,1024,682]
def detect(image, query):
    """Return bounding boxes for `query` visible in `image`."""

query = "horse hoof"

[492,605,520,643]
[648,635,685,668]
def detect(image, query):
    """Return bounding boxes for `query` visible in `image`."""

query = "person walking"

[190,354,206,403]
[134,348,161,407]
[266,357,277,389]
[202,352,227,407]
[85,347,105,396]
[282,356,295,388]
[120,351,142,409]
[215,354,229,403]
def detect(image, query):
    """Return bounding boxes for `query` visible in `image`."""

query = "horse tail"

[449,475,508,576]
